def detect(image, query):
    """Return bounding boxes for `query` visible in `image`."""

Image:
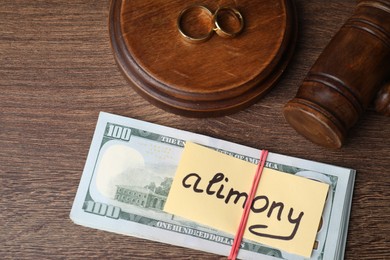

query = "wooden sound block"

[109,0,297,116]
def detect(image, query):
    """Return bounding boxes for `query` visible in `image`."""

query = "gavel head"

[283,0,390,148]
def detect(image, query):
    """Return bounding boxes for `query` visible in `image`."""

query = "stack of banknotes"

[70,112,356,260]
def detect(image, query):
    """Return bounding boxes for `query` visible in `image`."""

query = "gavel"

[283,0,390,148]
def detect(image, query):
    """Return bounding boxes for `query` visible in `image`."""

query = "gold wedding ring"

[213,7,244,38]
[177,5,245,43]
[177,5,214,43]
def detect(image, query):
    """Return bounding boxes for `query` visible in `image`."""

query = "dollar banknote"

[70,112,356,260]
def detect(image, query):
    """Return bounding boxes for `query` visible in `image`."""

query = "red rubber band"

[228,150,269,260]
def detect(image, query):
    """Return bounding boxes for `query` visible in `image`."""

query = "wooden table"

[1,0,389,259]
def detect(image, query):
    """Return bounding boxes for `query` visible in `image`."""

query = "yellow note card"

[164,142,329,258]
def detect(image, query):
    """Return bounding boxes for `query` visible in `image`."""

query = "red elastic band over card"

[228,150,269,260]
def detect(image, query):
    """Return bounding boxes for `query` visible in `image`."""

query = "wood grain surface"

[0,0,389,259]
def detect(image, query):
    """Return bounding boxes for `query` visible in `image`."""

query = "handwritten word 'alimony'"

[164,142,329,257]
[182,172,304,241]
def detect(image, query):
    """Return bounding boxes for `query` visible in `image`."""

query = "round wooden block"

[109,0,297,116]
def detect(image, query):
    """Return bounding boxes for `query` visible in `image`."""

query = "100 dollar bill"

[70,112,355,260]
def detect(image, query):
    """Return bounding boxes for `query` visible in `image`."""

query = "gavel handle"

[375,83,390,116]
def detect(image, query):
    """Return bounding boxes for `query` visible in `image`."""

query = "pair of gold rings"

[177,5,244,43]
